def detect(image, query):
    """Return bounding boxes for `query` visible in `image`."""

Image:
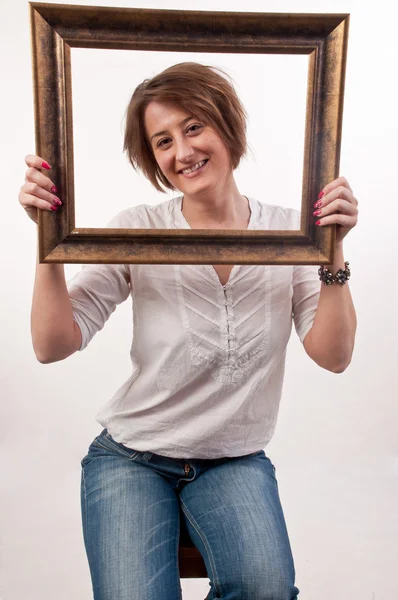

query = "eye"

[186,123,203,134]
[156,137,171,148]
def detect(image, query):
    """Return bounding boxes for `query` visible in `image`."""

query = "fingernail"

[314,200,322,208]
[53,198,62,206]
[318,190,324,199]
[42,161,51,170]
[313,209,322,216]
[315,220,321,225]
[51,185,57,193]
[50,205,58,211]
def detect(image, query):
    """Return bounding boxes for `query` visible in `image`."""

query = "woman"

[19,63,358,600]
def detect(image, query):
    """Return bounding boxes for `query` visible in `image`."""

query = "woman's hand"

[313,176,358,245]
[18,155,62,224]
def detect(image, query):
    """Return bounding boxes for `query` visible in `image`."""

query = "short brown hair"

[123,62,247,192]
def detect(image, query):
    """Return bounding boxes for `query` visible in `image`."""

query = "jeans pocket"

[92,429,142,461]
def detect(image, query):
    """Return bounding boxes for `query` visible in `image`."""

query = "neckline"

[172,195,257,288]
[174,195,257,232]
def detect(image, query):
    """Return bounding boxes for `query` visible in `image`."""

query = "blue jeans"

[81,429,299,600]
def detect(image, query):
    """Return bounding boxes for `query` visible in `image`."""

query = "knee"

[216,570,298,600]
[242,577,298,600]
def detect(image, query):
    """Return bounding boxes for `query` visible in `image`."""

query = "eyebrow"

[150,116,195,143]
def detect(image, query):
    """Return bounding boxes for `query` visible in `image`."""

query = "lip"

[178,159,209,178]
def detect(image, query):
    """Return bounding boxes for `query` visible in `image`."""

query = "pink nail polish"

[53,198,62,206]
[42,161,51,170]
[318,190,324,199]
[50,205,58,211]
[315,220,321,225]
[314,200,322,208]
[51,185,57,193]
[313,209,322,216]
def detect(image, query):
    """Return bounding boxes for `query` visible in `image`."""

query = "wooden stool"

[178,505,207,578]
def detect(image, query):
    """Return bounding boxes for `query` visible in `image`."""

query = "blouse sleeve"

[67,211,131,351]
[292,264,321,343]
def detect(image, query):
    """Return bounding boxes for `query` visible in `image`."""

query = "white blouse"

[67,195,320,459]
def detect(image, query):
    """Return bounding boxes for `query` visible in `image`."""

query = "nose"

[175,136,194,165]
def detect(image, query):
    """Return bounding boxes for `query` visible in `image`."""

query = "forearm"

[303,244,357,372]
[31,249,81,363]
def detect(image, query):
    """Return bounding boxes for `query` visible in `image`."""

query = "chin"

[179,177,217,197]
[182,184,213,198]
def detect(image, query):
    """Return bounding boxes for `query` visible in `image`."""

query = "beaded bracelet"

[318,261,351,285]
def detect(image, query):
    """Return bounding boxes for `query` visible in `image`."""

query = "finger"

[20,193,60,212]
[315,185,358,210]
[319,176,353,199]
[315,213,358,228]
[25,154,52,171]
[313,198,358,220]
[25,166,58,195]
[20,182,62,207]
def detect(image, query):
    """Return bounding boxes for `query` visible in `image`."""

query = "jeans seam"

[81,468,88,550]
[175,511,183,600]
[179,499,221,597]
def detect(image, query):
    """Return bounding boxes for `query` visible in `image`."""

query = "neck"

[181,176,250,229]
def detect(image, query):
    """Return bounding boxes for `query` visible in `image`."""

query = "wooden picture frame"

[30,3,349,265]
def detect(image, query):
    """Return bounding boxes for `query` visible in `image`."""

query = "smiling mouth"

[179,159,209,175]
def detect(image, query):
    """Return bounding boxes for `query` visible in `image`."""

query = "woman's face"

[144,101,233,197]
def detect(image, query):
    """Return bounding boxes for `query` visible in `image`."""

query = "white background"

[1,0,397,599]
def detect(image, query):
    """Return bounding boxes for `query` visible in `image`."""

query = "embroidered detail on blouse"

[175,263,271,384]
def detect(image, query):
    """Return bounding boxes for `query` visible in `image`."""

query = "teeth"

[181,160,206,174]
